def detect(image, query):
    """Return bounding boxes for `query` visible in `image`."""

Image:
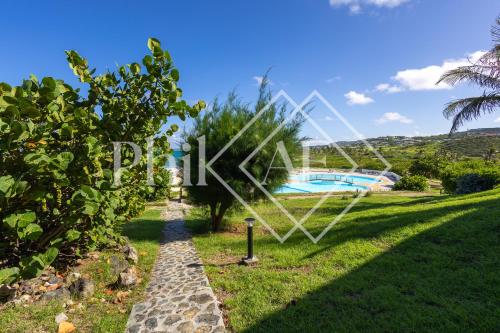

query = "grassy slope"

[0,208,164,333]
[187,189,500,332]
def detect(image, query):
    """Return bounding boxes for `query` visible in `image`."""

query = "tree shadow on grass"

[241,198,500,332]
[233,195,500,258]
[121,210,165,243]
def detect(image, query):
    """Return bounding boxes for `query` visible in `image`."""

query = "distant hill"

[310,128,500,166]
[329,128,500,149]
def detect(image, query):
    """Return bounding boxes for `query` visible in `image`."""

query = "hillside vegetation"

[309,128,500,173]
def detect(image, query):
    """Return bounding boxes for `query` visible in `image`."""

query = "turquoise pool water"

[275,173,378,194]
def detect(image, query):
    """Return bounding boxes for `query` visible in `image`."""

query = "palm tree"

[437,17,500,133]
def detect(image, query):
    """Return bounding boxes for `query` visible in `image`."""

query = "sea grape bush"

[0,38,204,283]
[393,175,429,192]
[455,173,498,194]
[439,160,500,194]
[408,153,450,179]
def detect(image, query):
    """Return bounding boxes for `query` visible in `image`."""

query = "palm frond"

[443,92,500,133]
[437,65,500,89]
[492,15,500,44]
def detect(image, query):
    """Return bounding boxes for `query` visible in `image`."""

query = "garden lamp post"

[242,217,258,265]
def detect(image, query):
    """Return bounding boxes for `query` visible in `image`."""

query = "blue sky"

[1,0,499,143]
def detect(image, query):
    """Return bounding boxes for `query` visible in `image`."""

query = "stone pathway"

[126,201,225,333]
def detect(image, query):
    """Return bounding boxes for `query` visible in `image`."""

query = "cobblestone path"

[126,202,225,333]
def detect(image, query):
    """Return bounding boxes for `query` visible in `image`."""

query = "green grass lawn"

[186,188,500,332]
[0,208,165,333]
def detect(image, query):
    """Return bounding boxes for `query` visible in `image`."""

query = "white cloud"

[495,117,500,123]
[367,0,408,7]
[391,51,486,91]
[375,112,413,125]
[376,83,403,94]
[325,76,341,83]
[324,115,335,121]
[253,76,274,86]
[329,0,408,13]
[344,91,374,105]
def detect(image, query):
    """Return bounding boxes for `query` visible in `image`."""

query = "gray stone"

[188,293,212,304]
[196,314,220,326]
[134,314,145,322]
[144,317,158,329]
[127,324,141,333]
[163,314,182,326]
[123,244,139,264]
[177,321,194,332]
[69,278,95,298]
[0,284,16,301]
[41,287,71,302]
[64,272,81,286]
[55,312,68,324]
[134,303,147,312]
[110,255,129,275]
[119,267,138,287]
[19,294,33,303]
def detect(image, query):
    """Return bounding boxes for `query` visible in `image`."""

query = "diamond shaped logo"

[206,90,392,243]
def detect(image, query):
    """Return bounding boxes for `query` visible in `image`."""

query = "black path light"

[241,217,258,265]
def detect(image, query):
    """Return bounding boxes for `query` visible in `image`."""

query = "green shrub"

[391,161,411,177]
[440,160,500,193]
[393,175,429,192]
[455,173,498,194]
[409,154,449,178]
[145,168,172,201]
[0,38,203,282]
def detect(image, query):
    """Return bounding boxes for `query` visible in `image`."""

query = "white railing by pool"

[307,174,355,184]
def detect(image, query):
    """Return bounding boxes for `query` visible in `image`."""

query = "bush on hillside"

[409,154,449,178]
[391,160,411,177]
[440,160,500,194]
[393,175,429,192]
[455,173,498,194]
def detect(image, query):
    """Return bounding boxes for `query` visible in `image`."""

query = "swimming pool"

[275,172,379,194]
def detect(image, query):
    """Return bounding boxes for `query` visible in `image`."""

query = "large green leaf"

[0,267,20,284]
[20,247,59,279]
[41,247,59,266]
[0,118,10,133]
[3,211,36,229]
[83,201,99,215]
[41,77,56,91]
[0,175,15,196]
[19,223,43,240]
[130,63,141,74]
[170,69,179,81]
[2,95,17,105]
[55,151,74,170]
[65,229,81,242]
[147,38,161,53]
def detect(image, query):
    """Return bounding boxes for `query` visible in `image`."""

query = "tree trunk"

[210,202,229,232]
[210,203,217,231]
[213,213,224,232]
